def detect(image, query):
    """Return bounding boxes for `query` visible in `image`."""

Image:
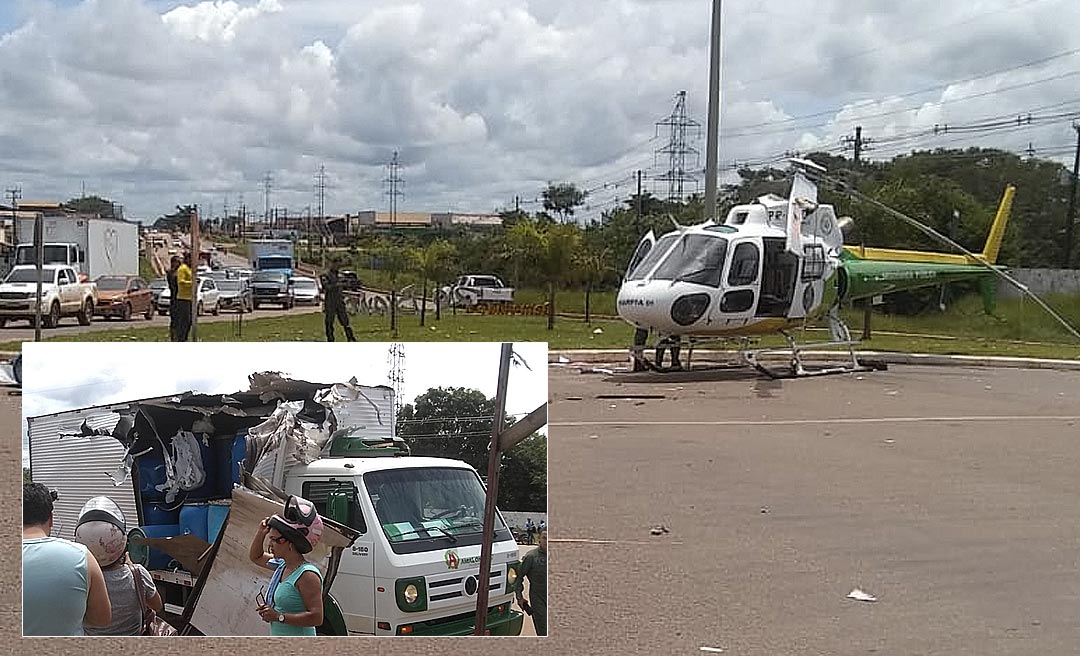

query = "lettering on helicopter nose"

[618,298,655,307]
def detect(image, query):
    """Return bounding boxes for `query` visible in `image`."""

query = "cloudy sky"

[1,0,1078,224]
[20,341,548,466]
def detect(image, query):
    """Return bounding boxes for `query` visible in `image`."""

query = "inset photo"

[21,341,547,637]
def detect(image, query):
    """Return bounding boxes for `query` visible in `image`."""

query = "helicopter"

[616,162,1034,377]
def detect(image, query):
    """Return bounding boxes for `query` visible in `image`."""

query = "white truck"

[440,275,515,307]
[26,375,525,636]
[14,215,140,280]
[0,264,98,328]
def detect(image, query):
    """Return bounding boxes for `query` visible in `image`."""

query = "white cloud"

[0,0,1077,220]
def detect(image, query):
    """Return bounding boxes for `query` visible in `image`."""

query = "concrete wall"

[998,268,1080,298]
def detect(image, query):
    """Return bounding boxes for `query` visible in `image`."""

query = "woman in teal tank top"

[248,497,326,636]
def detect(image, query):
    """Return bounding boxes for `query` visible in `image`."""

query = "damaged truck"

[27,373,525,636]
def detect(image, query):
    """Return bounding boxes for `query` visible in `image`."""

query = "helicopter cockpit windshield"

[629,233,729,286]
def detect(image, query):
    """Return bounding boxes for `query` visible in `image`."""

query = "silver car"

[290,276,321,306]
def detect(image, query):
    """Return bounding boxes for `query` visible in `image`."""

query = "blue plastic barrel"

[179,503,210,543]
[139,524,181,570]
[207,502,230,544]
[142,502,180,526]
[136,453,167,501]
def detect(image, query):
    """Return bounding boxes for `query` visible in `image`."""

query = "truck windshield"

[15,245,70,266]
[251,271,286,283]
[365,467,509,555]
[5,268,52,283]
[258,256,292,270]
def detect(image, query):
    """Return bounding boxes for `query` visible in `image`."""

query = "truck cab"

[14,242,84,274]
[286,454,523,636]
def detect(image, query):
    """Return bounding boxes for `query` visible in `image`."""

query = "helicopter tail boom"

[841,185,1015,266]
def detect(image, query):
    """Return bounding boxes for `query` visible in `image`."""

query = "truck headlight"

[395,577,427,612]
[506,562,519,588]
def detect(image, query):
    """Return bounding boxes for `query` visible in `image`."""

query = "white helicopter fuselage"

[617,194,845,339]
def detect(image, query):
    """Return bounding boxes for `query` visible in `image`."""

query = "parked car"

[157,277,221,316]
[93,275,154,321]
[149,277,168,306]
[290,276,321,306]
[440,274,515,307]
[250,270,293,310]
[0,265,97,328]
[217,278,253,313]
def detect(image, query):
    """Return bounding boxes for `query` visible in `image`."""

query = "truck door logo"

[445,550,460,570]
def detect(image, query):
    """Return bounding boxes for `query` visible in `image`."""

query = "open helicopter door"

[624,231,656,281]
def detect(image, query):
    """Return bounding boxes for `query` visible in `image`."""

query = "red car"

[94,275,154,321]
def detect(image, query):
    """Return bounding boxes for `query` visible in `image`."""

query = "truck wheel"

[197,301,204,316]
[211,301,219,316]
[121,303,131,321]
[144,305,153,320]
[44,302,60,329]
[0,318,6,329]
[77,300,93,326]
[253,301,260,310]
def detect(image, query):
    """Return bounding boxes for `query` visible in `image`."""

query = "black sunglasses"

[267,535,290,545]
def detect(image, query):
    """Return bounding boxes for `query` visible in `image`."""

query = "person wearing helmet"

[73,496,164,635]
[247,496,325,636]
[22,483,112,635]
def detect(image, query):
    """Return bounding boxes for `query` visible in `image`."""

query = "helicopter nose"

[616,285,656,328]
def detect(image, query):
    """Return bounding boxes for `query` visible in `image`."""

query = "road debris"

[558,355,571,364]
[581,367,615,375]
[847,588,877,602]
[885,390,899,396]
[596,394,667,400]
[700,648,725,653]
[566,396,583,401]
[593,327,604,334]
[588,434,599,439]
[650,525,671,536]
[760,506,770,514]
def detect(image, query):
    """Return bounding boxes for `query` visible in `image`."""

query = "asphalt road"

[548,363,1080,654]
[11,363,1080,651]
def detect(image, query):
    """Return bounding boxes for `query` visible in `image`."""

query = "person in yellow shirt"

[174,254,193,342]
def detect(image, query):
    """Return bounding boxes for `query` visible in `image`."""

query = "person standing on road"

[320,263,356,342]
[23,483,112,636]
[175,253,193,342]
[166,255,181,341]
[515,527,547,636]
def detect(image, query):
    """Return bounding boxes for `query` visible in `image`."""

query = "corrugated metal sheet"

[331,385,395,440]
[28,405,137,539]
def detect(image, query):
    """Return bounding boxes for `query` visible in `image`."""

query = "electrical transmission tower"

[263,172,273,224]
[655,91,702,201]
[388,343,406,421]
[314,165,328,237]
[384,151,404,228]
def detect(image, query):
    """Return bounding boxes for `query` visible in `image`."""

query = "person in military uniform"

[515,527,547,636]
[320,262,356,342]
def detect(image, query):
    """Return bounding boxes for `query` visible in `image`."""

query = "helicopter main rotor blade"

[811,171,1080,342]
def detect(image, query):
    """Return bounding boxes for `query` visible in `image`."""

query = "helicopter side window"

[651,235,728,287]
[727,242,760,286]
[627,233,680,281]
[802,244,825,281]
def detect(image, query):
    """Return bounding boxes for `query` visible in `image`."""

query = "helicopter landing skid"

[741,332,882,379]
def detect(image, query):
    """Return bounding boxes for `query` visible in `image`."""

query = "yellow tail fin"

[980,185,1014,265]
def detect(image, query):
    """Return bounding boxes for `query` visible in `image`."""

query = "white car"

[289,276,321,305]
[156,277,221,316]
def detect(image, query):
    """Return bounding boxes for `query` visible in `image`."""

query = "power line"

[720,49,1080,139]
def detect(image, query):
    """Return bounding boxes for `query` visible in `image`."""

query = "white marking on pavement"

[552,538,685,546]
[551,415,1080,427]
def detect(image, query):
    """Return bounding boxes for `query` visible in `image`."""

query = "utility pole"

[190,205,200,342]
[636,169,644,230]
[315,164,327,239]
[703,0,722,221]
[474,343,513,635]
[263,172,273,225]
[1064,122,1080,268]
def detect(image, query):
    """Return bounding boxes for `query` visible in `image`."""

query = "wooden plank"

[133,534,213,576]
[188,487,351,636]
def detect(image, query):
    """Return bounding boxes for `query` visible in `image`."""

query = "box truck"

[14,215,140,280]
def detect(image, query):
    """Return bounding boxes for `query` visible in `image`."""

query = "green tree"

[65,195,120,219]
[498,433,547,512]
[574,242,611,323]
[542,182,587,222]
[412,240,455,326]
